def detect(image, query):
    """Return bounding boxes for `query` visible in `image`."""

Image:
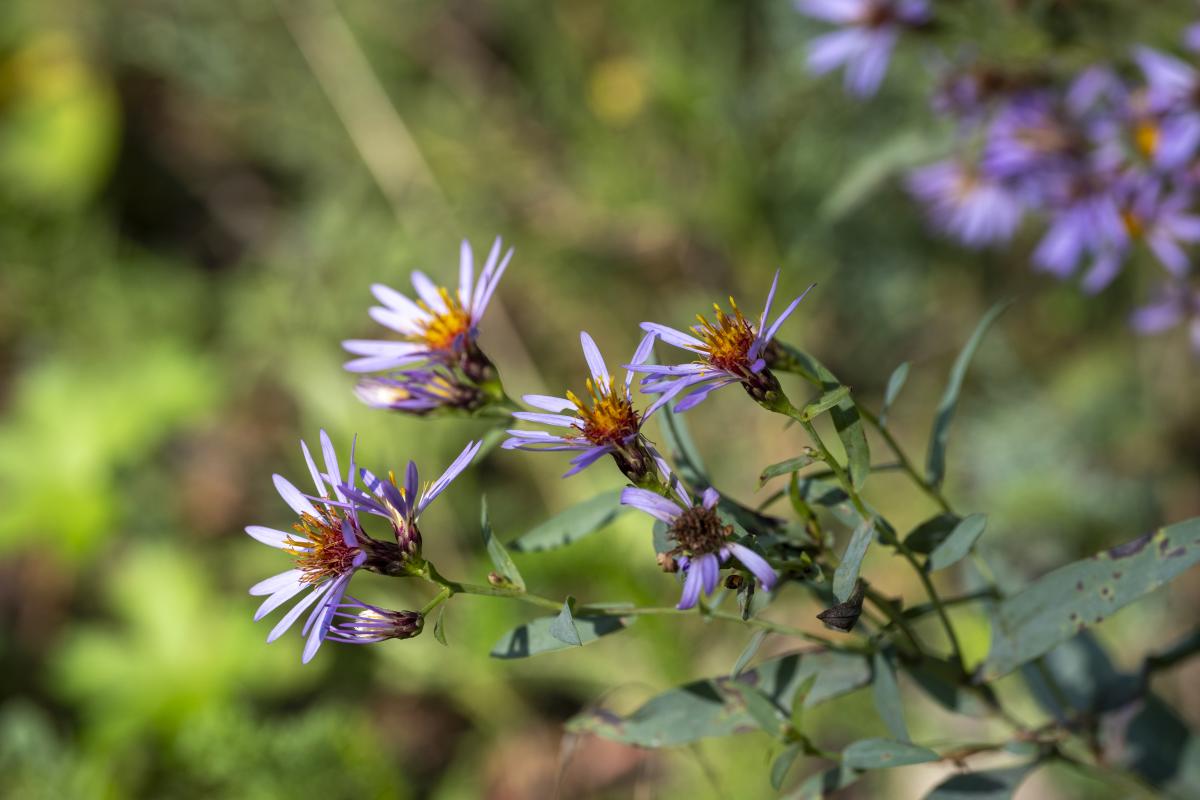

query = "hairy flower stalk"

[633,271,814,414]
[343,236,513,386]
[245,431,370,663]
[503,331,666,484]
[341,439,483,576]
[621,486,777,610]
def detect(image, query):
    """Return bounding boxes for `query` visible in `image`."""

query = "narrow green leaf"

[928,513,988,572]
[480,496,524,590]
[771,743,803,791]
[832,517,875,602]
[979,518,1200,680]
[904,513,962,554]
[872,650,910,742]
[566,650,870,747]
[904,657,990,717]
[787,764,861,799]
[842,738,938,770]
[548,599,581,646]
[432,608,447,646]
[776,345,870,491]
[923,763,1037,799]
[508,490,627,552]
[880,361,910,427]
[790,673,819,729]
[802,386,851,420]
[819,129,950,222]
[728,682,785,736]
[491,613,632,659]
[731,629,768,677]
[760,453,818,486]
[926,301,1010,488]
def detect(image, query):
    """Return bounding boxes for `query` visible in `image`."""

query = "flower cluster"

[793,6,1200,354]
[248,240,820,659]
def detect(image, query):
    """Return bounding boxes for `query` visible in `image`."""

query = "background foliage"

[1,1,1198,797]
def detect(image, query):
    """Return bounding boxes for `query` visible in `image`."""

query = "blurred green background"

[1,1,1198,797]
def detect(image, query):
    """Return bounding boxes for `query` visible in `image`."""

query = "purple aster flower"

[1130,281,1200,352]
[620,485,777,610]
[795,0,931,97]
[325,598,424,645]
[245,431,368,663]
[503,331,663,480]
[343,237,512,378]
[1118,179,1200,278]
[1032,170,1128,292]
[1187,23,1200,54]
[354,369,486,415]
[341,439,483,566]
[981,94,1086,181]
[632,271,814,413]
[1133,47,1200,170]
[906,159,1025,247]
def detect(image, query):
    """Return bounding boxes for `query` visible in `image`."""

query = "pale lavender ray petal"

[371,283,428,320]
[341,339,425,357]
[699,553,720,595]
[343,353,429,373]
[562,445,611,477]
[728,543,778,590]
[300,440,327,499]
[273,474,319,518]
[459,239,474,307]
[368,306,424,335]
[245,525,293,549]
[254,577,308,621]
[639,322,704,350]
[419,440,481,513]
[511,411,579,428]
[579,331,611,391]
[250,568,304,597]
[620,487,683,523]
[319,430,342,501]
[523,394,576,412]
[626,331,658,392]
[474,244,513,318]
[763,283,816,343]
[759,269,781,333]
[676,565,704,610]
[410,270,448,313]
[701,487,720,509]
[471,236,504,311]
[267,580,332,643]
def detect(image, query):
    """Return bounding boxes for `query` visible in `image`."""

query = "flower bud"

[334,606,424,642]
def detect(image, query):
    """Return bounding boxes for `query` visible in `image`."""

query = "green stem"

[419,586,452,615]
[856,403,954,514]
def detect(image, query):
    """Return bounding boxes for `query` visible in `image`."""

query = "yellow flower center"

[284,511,360,584]
[1120,209,1145,240]
[1134,120,1160,159]
[694,298,758,373]
[567,378,641,447]
[409,287,473,353]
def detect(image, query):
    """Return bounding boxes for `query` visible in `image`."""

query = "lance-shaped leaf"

[491,613,633,659]
[872,650,910,742]
[926,301,1009,488]
[978,518,1200,681]
[728,682,786,736]
[923,762,1038,799]
[905,513,961,554]
[842,738,939,770]
[879,361,910,427]
[760,453,818,487]
[787,763,862,799]
[508,490,627,552]
[772,743,803,790]
[432,608,448,646]
[801,386,851,421]
[774,344,871,491]
[566,650,870,747]
[731,629,768,677]
[927,514,987,572]
[480,497,524,590]
[548,599,581,646]
[833,518,875,602]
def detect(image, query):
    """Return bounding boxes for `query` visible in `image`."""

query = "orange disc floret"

[567,378,641,448]
[409,286,473,353]
[694,297,757,373]
[285,511,361,584]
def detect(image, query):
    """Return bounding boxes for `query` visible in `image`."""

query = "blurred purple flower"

[906,160,1024,247]
[620,486,776,610]
[343,237,512,373]
[1120,179,1200,278]
[1131,281,1200,352]
[1133,47,1200,170]
[633,271,813,413]
[795,0,931,97]
[245,431,367,664]
[503,331,661,479]
[981,95,1085,180]
[1032,171,1128,292]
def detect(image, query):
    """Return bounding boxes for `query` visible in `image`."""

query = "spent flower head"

[326,599,424,645]
[244,431,368,663]
[621,485,776,610]
[354,369,488,416]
